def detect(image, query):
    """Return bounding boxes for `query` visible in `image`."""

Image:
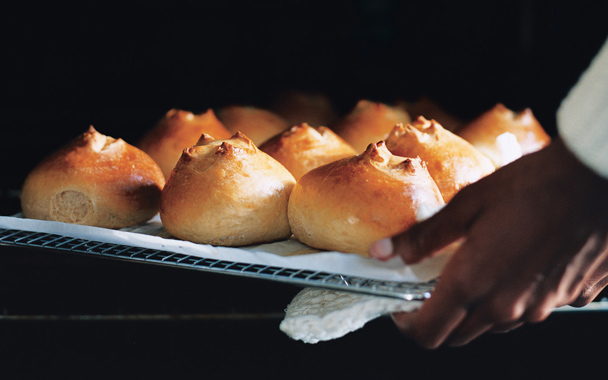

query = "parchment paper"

[0,214,448,283]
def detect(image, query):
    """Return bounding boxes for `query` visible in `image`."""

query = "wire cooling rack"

[0,227,435,301]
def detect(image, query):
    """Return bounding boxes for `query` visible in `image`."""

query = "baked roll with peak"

[385,116,495,202]
[288,141,444,256]
[138,108,232,179]
[216,105,290,146]
[259,123,357,180]
[457,103,551,168]
[20,126,165,228]
[160,132,296,246]
[332,99,411,153]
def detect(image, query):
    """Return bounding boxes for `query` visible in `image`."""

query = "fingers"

[389,242,488,348]
[570,251,608,306]
[388,225,551,348]
[391,299,468,349]
[570,275,608,307]
[373,140,608,348]
[489,321,523,334]
[395,242,607,348]
[444,291,530,346]
[368,237,395,260]
[369,185,484,263]
[392,279,532,348]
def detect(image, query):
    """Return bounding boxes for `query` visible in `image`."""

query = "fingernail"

[369,238,394,260]
[391,312,413,332]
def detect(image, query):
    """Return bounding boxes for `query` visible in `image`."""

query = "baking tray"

[0,227,436,301]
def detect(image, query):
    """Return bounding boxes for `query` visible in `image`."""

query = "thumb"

[371,187,482,264]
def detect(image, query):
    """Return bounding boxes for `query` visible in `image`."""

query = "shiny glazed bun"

[216,105,290,146]
[258,123,357,180]
[457,103,551,168]
[138,108,232,179]
[332,99,411,153]
[20,127,165,228]
[288,141,444,256]
[385,116,495,202]
[160,132,296,246]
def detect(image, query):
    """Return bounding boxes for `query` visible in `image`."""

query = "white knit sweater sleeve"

[557,37,608,179]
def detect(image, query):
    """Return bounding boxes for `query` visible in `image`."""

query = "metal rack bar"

[0,227,435,300]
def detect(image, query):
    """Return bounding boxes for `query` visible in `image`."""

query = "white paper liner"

[0,213,455,344]
[0,214,446,283]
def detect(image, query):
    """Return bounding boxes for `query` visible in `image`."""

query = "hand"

[369,138,608,348]
[570,254,608,306]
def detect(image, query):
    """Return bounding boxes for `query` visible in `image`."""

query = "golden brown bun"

[457,103,551,168]
[138,108,232,179]
[216,105,290,146]
[258,123,357,181]
[160,132,296,246]
[332,99,411,153]
[288,141,444,256]
[385,116,495,202]
[20,127,165,228]
[271,90,339,127]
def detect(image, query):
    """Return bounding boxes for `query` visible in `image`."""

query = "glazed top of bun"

[258,123,357,180]
[332,99,411,153]
[385,116,495,201]
[287,141,444,255]
[216,105,290,146]
[457,103,551,167]
[160,132,296,246]
[20,126,165,228]
[138,108,232,179]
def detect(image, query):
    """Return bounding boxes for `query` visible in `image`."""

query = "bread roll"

[288,141,444,256]
[457,103,551,168]
[332,99,411,153]
[138,108,232,179]
[20,126,165,228]
[160,132,296,246]
[258,123,357,180]
[385,116,495,202]
[216,105,290,146]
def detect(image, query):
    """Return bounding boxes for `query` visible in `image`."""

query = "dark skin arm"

[369,138,608,348]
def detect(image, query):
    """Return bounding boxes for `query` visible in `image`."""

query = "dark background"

[3,0,608,191]
[1,1,608,378]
